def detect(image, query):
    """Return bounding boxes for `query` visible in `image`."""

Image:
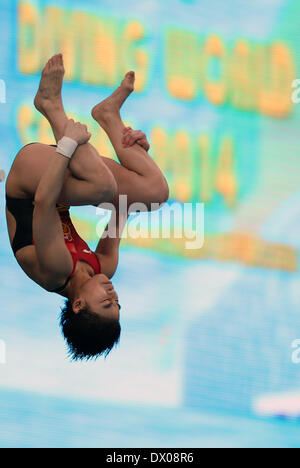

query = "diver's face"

[78,274,120,320]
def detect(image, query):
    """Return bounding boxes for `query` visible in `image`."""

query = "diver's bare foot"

[34,54,65,117]
[91,71,135,124]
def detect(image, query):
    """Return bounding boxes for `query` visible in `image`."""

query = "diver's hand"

[122,127,150,152]
[64,119,91,145]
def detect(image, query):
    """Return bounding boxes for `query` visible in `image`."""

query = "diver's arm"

[33,120,91,283]
[95,210,129,279]
[34,120,90,207]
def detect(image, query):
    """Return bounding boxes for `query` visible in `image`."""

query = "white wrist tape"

[56,136,78,159]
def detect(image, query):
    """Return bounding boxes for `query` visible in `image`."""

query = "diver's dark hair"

[60,299,121,361]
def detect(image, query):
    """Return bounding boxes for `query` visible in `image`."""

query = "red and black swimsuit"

[52,206,101,292]
[6,197,101,293]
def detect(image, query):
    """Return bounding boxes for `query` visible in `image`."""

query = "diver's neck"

[65,263,93,301]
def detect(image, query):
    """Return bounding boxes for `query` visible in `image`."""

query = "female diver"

[5,54,169,360]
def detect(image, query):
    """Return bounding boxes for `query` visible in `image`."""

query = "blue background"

[1,0,300,448]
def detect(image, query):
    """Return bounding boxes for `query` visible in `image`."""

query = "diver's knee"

[94,172,117,204]
[148,175,169,207]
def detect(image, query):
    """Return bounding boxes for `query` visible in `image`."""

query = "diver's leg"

[34,54,117,204]
[91,72,169,210]
[8,142,115,206]
[34,54,67,142]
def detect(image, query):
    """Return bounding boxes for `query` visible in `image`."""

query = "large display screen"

[0,0,300,448]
